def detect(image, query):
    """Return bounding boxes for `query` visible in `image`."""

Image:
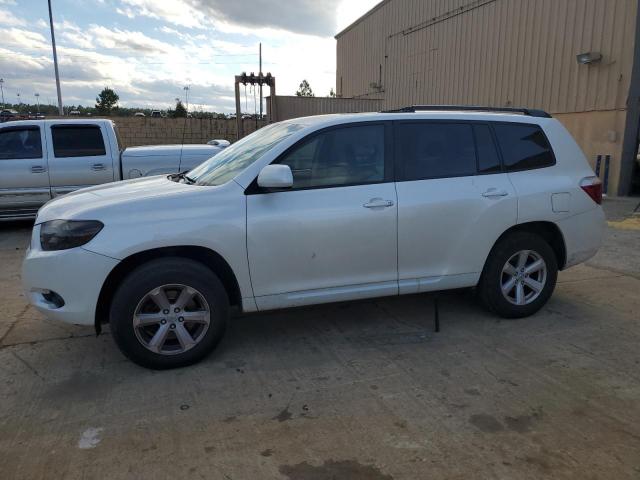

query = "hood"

[123,144,221,157]
[35,176,197,224]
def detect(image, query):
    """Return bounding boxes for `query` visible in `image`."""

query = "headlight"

[40,220,104,251]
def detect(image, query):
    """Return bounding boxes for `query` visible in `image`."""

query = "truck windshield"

[189,122,305,186]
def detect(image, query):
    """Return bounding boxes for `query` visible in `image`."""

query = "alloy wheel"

[132,284,211,355]
[500,250,547,306]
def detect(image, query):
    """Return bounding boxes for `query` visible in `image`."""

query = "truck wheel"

[478,232,558,318]
[109,257,228,369]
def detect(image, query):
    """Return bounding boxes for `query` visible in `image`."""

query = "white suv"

[22,107,605,369]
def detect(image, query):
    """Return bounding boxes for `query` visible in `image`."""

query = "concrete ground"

[1,198,639,480]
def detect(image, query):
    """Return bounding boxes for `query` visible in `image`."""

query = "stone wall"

[113,117,267,148]
[267,95,383,122]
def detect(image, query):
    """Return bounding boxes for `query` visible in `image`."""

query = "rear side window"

[0,127,42,160]
[278,124,385,189]
[493,124,554,171]
[396,123,476,180]
[52,125,106,157]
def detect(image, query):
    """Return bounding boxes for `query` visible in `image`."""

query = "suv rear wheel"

[478,232,558,318]
[109,258,228,369]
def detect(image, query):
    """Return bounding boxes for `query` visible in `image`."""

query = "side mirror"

[257,164,293,189]
[207,139,230,148]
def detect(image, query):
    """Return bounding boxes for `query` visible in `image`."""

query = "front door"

[46,123,115,196]
[0,124,51,219]
[246,122,398,310]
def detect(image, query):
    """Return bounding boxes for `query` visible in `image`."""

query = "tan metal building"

[336,0,640,195]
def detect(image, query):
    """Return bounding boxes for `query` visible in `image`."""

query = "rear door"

[394,121,517,293]
[46,123,115,196]
[0,124,51,218]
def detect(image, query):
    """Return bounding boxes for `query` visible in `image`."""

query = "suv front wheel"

[109,258,228,369]
[478,232,558,318]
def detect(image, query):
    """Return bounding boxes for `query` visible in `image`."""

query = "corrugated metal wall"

[336,0,637,114]
[267,96,384,121]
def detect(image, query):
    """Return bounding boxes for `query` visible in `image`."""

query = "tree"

[173,100,187,118]
[295,79,314,97]
[328,87,336,98]
[95,87,119,114]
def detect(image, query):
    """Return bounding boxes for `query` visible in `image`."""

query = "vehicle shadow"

[209,288,487,366]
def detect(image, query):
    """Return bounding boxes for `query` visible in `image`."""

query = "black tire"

[478,232,558,318]
[109,257,228,369]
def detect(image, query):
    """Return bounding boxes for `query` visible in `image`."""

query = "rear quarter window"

[493,123,555,171]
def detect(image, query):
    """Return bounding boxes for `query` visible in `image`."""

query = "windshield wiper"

[170,171,196,184]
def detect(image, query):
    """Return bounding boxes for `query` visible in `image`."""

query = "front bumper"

[22,225,119,325]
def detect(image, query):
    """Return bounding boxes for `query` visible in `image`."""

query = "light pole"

[183,85,190,113]
[48,0,64,115]
[35,93,40,114]
[0,78,4,109]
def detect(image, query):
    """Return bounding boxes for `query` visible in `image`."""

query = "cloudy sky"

[0,0,380,112]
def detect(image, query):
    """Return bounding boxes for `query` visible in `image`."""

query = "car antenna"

[178,114,188,172]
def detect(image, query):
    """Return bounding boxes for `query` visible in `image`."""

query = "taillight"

[580,176,602,205]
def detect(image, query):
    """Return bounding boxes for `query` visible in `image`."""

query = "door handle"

[363,198,394,208]
[31,165,46,173]
[91,163,106,171]
[481,188,509,198]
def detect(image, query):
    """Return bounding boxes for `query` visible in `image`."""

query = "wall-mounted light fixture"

[576,52,603,65]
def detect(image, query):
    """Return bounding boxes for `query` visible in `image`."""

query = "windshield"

[188,122,306,186]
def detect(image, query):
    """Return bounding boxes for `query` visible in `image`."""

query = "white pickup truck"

[0,118,229,220]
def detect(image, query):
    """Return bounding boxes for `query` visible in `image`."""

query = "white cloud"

[59,20,94,50]
[0,0,379,110]
[119,0,209,29]
[0,7,26,27]
[90,25,175,54]
[118,0,341,36]
[2,27,49,50]
[336,0,381,33]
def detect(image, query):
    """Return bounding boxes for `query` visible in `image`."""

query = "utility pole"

[0,78,4,109]
[184,85,190,113]
[35,93,40,114]
[259,43,263,119]
[48,0,64,115]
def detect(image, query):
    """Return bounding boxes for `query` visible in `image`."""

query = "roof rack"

[382,105,552,118]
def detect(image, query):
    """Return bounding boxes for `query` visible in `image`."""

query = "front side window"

[396,123,476,181]
[52,125,106,157]
[278,124,385,189]
[0,127,42,160]
[493,124,555,171]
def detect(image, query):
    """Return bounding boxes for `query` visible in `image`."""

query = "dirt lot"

[1,198,639,480]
